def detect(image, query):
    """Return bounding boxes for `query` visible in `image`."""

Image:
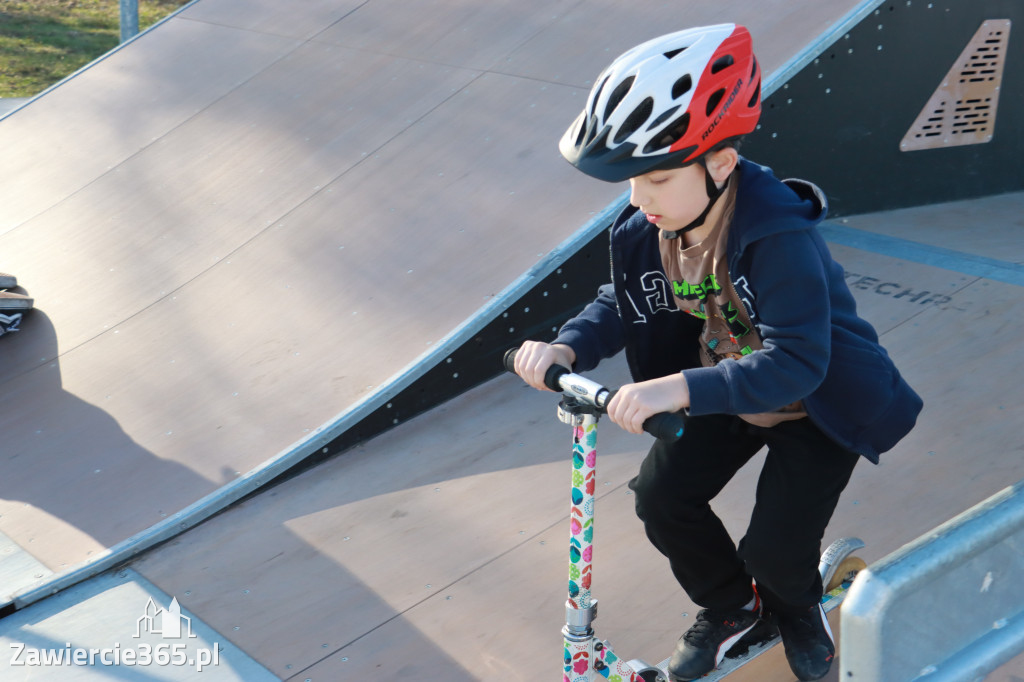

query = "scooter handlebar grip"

[503,347,570,392]
[503,347,519,374]
[643,412,687,442]
[543,364,570,392]
[603,389,686,441]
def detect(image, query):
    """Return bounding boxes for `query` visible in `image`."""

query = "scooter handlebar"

[503,347,686,442]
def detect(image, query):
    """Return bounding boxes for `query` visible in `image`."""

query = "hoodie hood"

[729,158,829,255]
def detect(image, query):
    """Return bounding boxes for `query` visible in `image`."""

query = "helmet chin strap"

[660,159,728,240]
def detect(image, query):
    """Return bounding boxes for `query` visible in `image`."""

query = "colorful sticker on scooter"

[571,508,585,536]
[573,445,585,469]
[597,641,642,682]
[565,641,591,680]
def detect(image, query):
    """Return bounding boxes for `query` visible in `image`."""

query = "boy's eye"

[650,177,669,185]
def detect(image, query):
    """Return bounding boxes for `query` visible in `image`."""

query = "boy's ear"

[706,147,739,184]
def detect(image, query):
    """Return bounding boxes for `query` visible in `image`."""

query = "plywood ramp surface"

[132,192,1024,680]
[0,0,864,597]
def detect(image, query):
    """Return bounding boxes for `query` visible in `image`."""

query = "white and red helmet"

[559,24,762,182]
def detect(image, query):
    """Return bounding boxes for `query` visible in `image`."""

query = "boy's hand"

[607,374,690,434]
[513,341,576,391]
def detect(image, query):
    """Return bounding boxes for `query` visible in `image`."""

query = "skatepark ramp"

[1,0,1023,678]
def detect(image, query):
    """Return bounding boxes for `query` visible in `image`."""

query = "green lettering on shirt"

[672,274,722,301]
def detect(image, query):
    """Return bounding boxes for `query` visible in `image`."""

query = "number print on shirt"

[629,271,677,323]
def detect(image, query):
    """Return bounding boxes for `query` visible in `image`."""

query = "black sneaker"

[776,603,835,681]
[667,607,759,681]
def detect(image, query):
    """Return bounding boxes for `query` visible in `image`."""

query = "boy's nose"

[629,181,646,208]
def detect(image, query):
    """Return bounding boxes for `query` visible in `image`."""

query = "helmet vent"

[590,75,610,119]
[711,55,735,74]
[604,76,635,122]
[748,82,760,109]
[672,74,693,99]
[705,88,725,117]
[573,113,588,147]
[647,105,681,131]
[590,127,612,154]
[663,46,688,60]
[584,114,601,146]
[614,97,654,144]
[644,112,690,154]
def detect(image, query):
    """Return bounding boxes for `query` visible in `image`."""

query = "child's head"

[626,146,738,234]
[559,24,761,184]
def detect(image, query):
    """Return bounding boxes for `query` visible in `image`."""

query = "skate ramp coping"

[841,479,1024,681]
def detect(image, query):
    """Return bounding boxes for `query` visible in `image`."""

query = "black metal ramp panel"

[743,0,1024,216]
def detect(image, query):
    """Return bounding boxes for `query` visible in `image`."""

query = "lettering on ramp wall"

[843,271,962,310]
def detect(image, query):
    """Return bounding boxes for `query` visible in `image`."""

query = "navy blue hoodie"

[554,159,922,463]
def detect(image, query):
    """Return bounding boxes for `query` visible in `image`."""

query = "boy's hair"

[712,138,746,166]
[559,24,761,183]
[708,138,743,155]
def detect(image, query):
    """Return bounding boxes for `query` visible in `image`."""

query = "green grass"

[0,0,191,98]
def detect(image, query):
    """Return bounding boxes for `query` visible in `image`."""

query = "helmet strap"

[660,158,729,240]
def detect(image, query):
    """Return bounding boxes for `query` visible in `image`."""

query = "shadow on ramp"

[0,311,216,603]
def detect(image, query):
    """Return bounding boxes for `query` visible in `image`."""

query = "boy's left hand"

[606,374,690,435]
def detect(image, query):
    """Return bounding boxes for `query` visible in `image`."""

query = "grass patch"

[0,0,191,98]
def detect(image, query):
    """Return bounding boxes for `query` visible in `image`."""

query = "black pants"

[628,414,860,617]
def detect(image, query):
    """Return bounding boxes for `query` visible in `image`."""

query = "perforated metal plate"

[743,0,1024,215]
[901,19,1011,151]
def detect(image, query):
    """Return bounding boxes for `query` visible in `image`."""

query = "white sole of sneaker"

[715,621,757,667]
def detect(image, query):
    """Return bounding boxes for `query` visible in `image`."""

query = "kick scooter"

[503,348,867,682]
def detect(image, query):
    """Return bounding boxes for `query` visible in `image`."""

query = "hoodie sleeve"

[682,228,833,415]
[553,283,626,373]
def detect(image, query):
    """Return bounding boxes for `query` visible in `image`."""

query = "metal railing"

[841,479,1024,680]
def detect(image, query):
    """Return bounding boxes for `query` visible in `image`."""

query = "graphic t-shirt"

[659,186,806,427]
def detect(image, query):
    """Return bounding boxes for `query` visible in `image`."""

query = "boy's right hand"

[512,341,577,392]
